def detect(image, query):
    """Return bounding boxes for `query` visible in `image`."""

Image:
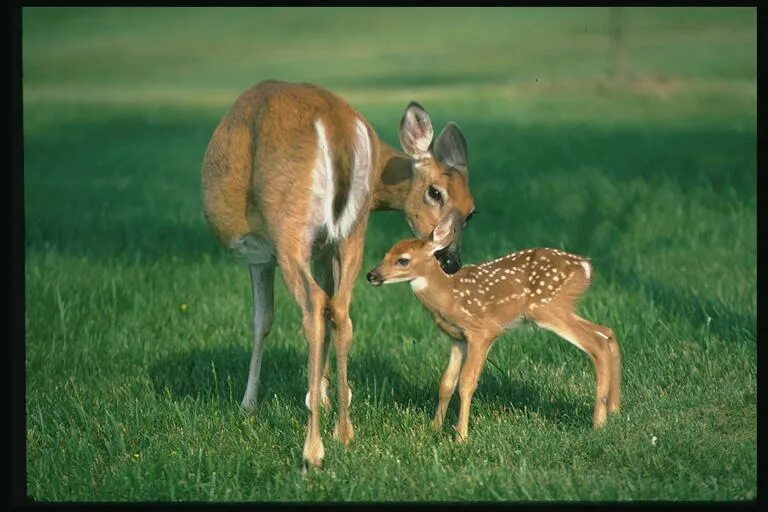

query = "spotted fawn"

[367,218,621,441]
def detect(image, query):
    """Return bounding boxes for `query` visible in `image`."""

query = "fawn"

[366,218,621,441]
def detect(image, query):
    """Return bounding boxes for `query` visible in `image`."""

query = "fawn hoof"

[431,419,443,432]
[333,420,354,446]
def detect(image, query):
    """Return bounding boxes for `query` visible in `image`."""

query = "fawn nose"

[366,270,381,285]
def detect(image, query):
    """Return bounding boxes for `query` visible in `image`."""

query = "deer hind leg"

[573,316,621,414]
[531,310,612,429]
[241,263,276,411]
[311,247,338,412]
[327,223,367,446]
[433,340,467,431]
[278,252,330,470]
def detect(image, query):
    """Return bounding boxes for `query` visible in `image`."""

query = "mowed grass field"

[22,7,756,501]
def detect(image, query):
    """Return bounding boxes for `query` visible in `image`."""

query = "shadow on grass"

[149,339,590,429]
[149,344,303,409]
[610,267,756,343]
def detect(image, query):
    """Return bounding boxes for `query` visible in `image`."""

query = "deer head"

[397,102,475,274]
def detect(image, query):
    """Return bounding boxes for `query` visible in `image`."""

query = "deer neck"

[372,141,413,211]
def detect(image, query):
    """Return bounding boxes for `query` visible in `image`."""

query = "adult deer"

[201,81,475,469]
[366,218,621,440]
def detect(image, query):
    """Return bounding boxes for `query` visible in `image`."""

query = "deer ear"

[434,122,468,177]
[380,154,413,186]
[429,215,455,254]
[398,102,434,158]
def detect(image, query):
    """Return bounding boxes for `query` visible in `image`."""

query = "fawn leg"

[532,310,612,428]
[574,316,621,414]
[432,340,467,431]
[455,335,494,442]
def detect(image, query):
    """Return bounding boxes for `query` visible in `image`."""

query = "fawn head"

[367,217,454,286]
[397,102,475,274]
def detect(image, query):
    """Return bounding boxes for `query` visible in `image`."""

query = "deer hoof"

[333,420,354,446]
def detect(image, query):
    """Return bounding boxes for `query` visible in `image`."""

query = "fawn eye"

[396,257,410,266]
[427,186,442,203]
[465,211,477,225]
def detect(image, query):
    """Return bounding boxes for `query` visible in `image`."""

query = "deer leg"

[432,340,467,431]
[327,225,366,446]
[319,348,332,411]
[574,315,621,414]
[532,310,612,429]
[241,263,276,411]
[279,255,330,470]
[455,335,494,442]
[311,248,338,412]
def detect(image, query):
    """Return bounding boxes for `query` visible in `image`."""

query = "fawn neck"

[409,258,464,312]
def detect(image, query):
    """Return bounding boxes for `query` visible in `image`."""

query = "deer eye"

[465,211,477,226]
[395,257,410,266]
[427,185,442,203]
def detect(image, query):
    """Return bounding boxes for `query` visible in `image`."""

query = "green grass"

[23,7,756,501]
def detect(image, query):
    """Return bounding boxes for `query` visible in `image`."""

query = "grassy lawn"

[22,7,756,501]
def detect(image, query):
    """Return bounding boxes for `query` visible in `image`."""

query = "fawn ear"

[434,122,468,177]
[429,215,455,254]
[398,102,434,158]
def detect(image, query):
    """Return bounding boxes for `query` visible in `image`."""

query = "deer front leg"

[327,223,367,446]
[455,335,494,442]
[432,340,467,431]
[241,263,275,411]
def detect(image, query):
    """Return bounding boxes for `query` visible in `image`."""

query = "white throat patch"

[410,277,428,291]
